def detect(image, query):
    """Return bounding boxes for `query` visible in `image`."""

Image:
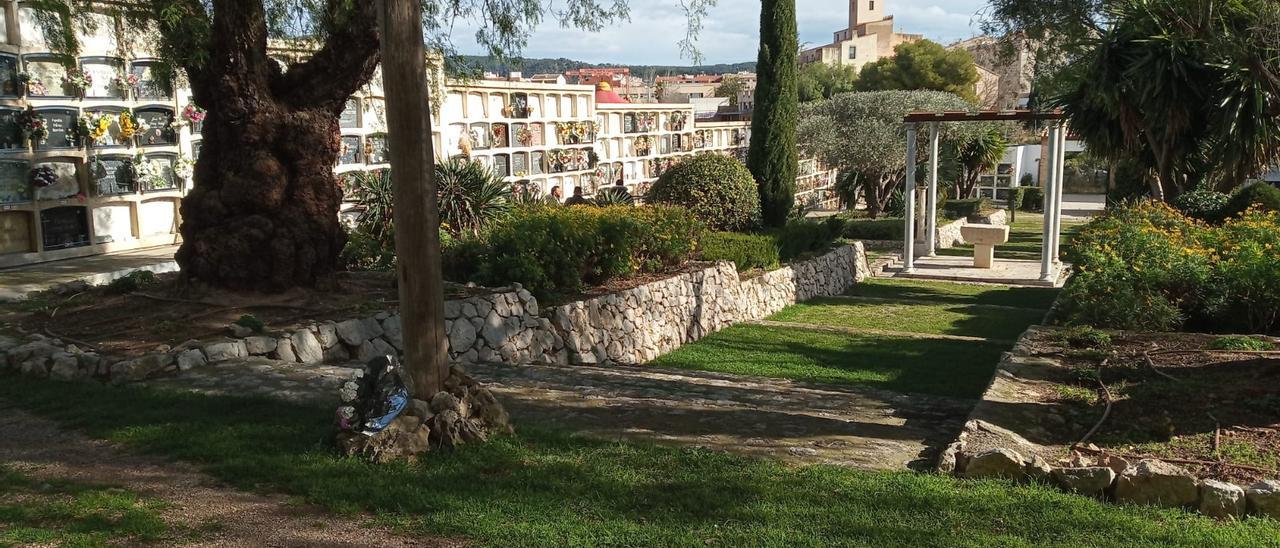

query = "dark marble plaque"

[92,156,134,195]
[340,99,359,128]
[0,109,20,150]
[135,108,177,146]
[85,108,126,148]
[36,109,77,149]
[339,135,361,164]
[130,63,169,100]
[0,55,17,97]
[0,160,29,203]
[40,206,90,250]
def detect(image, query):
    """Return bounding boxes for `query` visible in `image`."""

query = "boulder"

[274,338,297,362]
[336,318,377,346]
[323,343,350,363]
[229,323,254,338]
[48,353,84,381]
[963,448,1027,480]
[1114,459,1199,508]
[1051,466,1116,497]
[110,353,173,382]
[1199,479,1246,520]
[381,315,403,350]
[175,349,206,371]
[481,310,506,347]
[370,337,397,359]
[243,336,278,356]
[1246,480,1280,519]
[336,415,430,464]
[316,322,340,348]
[202,339,247,362]
[290,330,324,364]
[449,319,478,354]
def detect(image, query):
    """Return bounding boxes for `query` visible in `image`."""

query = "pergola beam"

[903,109,1066,123]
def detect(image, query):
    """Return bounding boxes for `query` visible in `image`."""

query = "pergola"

[900,110,1069,282]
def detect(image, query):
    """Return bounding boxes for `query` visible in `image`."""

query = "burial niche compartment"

[340,98,360,129]
[139,153,178,192]
[339,135,362,164]
[40,205,90,250]
[365,134,388,164]
[34,108,77,150]
[22,54,71,97]
[0,108,22,151]
[0,211,35,255]
[92,201,134,244]
[80,57,125,99]
[134,106,177,146]
[84,107,127,148]
[0,54,17,97]
[129,61,170,100]
[91,155,135,196]
[32,160,79,200]
[0,159,30,204]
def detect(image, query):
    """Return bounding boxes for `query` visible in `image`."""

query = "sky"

[448,0,989,65]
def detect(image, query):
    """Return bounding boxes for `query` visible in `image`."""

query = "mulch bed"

[1023,329,1280,484]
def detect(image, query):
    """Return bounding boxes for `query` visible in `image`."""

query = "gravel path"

[0,403,462,547]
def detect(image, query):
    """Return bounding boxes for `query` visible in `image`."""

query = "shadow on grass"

[0,465,169,546]
[776,298,1045,341]
[846,279,1060,310]
[1,375,1277,546]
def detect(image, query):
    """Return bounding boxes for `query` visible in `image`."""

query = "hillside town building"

[798,0,922,71]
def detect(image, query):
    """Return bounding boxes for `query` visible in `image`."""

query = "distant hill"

[458,55,755,77]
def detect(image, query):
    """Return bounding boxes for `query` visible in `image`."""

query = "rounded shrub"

[646,154,761,231]
[1172,188,1229,222]
[1218,182,1280,221]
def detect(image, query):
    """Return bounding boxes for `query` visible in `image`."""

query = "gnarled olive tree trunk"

[174,0,380,290]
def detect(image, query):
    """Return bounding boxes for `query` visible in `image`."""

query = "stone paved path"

[145,357,973,470]
[0,244,179,301]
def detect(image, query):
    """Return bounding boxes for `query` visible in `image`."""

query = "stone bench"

[959,224,1010,268]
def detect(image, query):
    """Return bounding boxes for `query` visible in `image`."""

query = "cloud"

[449,0,987,65]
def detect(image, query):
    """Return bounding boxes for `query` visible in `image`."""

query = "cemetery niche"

[340,98,359,128]
[83,108,127,148]
[0,55,17,97]
[31,160,79,200]
[80,57,126,99]
[0,160,30,204]
[91,155,136,195]
[22,55,71,97]
[129,61,170,100]
[133,107,178,146]
[0,108,22,150]
[34,108,77,150]
[40,205,90,250]
[339,135,362,164]
[365,134,388,164]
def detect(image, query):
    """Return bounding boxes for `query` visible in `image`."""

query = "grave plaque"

[339,135,361,164]
[511,153,527,175]
[134,108,176,146]
[82,59,123,98]
[24,58,70,96]
[130,63,169,99]
[340,98,359,128]
[0,55,17,97]
[493,155,510,177]
[92,156,134,195]
[146,155,177,191]
[33,161,79,200]
[0,108,20,150]
[36,109,76,149]
[0,160,29,203]
[85,109,125,147]
[529,151,544,175]
[366,135,387,164]
[40,206,90,250]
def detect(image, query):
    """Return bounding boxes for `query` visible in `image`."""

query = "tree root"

[1071,357,1113,451]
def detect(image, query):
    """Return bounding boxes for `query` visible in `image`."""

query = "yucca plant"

[347,169,395,249]
[435,157,513,237]
[593,187,635,206]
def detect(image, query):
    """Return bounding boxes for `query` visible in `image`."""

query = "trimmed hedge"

[647,154,762,231]
[942,197,993,220]
[1217,182,1280,222]
[700,232,780,271]
[1021,187,1044,212]
[841,217,904,240]
[772,217,845,261]
[444,205,704,300]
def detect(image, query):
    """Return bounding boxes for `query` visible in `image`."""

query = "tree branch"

[274,0,381,113]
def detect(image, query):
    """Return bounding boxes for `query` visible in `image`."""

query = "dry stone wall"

[2,244,869,379]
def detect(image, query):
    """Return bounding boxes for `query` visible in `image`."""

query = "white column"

[1051,124,1068,262]
[925,123,940,256]
[903,123,917,273]
[1039,123,1059,282]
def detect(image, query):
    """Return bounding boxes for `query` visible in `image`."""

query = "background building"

[798,0,921,72]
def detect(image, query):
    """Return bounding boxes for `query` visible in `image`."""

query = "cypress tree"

[746,0,799,227]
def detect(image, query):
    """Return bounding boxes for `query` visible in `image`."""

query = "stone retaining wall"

[1,244,869,379]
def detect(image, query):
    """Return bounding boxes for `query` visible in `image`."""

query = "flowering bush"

[1059,201,1280,333]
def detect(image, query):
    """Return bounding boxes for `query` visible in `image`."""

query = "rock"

[1114,459,1199,508]
[381,315,403,350]
[370,337,397,359]
[336,318,377,346]
[202,339,247,362]
[481,310,506,347]
[244,336,278,356]
[449,319,478,354]
[1100,454,1130,475]
[1199,479,1246,520]
[1051,467,1116,496]
[290,330,324,364]
[430,391,461,414]
[409,398,434,421]
[229,323,254,338]
[1246,480,1280,519]
[316,322,340,348]
[336,415,430,463]
[1025,455,1053,481]
[48,353,83,381]
[110,353,173,382]
[963,448,1027,480]
[355,340,377,363]
[275,338,297,362]
[176,349,206,371]
[323,344,350,363]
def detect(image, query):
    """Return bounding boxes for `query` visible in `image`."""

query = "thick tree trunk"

[176,107,347,290]
[173,0,380,291]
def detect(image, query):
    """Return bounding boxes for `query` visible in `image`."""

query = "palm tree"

[953,127,1008,199]
[434,158,512,238]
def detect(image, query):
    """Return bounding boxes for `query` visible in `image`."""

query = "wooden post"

[377,0,448,398]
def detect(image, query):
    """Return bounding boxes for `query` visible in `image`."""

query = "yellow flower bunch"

[89,115,110,141]
[118,111,137,139]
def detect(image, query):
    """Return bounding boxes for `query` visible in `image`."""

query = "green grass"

[649,324,1003,398]
[845,278,1060,310]
[938,214,1085,262]
[2,377,1278,547]
[0,464,171,546]
[771,298,1044,341]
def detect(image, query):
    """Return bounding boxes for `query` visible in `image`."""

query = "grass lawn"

[2,376,1277,547]
[648,323,1003,398]
[771,298,1044,341]
[938,213,1085,262]
[845,278,1060,310]
[0,465,171,546]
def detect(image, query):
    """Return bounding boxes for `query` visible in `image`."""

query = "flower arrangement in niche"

[666,111,687,131]
[490,124,508,147]
[18,72,46,97]
[181,103,206,126]
[174,153,195,183]
[632,135,653,156]
[17,107,48,143]
[516,126,533,146]
[28,165,57,188]
[63,67,92,98]
[111,71,139,95]
[75,112,112,146]
[130,152,166,190]
[117,111,138,140]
